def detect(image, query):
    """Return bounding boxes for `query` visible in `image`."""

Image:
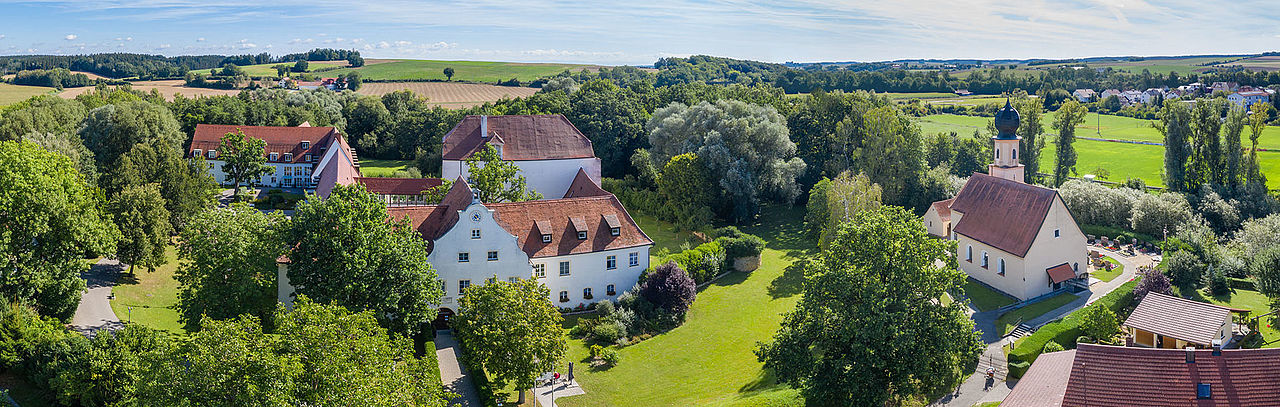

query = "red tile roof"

[931,198,954,221]
[950,173,1059,257]
[563,168,608,198]
[1046,263,1076,284]
[190,124,338,164]
[1001,350,1074,407]
[1123,292,1234,346]
[355,177,444,196]
[314,134,359,198]
[441,115,595,161]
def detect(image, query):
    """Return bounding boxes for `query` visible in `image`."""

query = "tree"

[1165,250,1206,289]
[274,65,289,78]
[804,178,831,239]
[1157,101,1194,192]
[22,132,97,185]
[293,60,309,73]
[113,141,218,230]
[443,67,455,81]
[1051,100,1088,186]
[756,206,981,405]
[567,79,650,177]
[950,131,989,177]
[648,100,806,222]
[454,278,566,405]
[1129,192,1194,238]
[342,72,362,91]
[0,141,117,320]
[139,314,301,406]
[0,96,87,142]
[287,184,443,334]
[1077,304,1120,342]
[341,96,390,149]
[1191,98,1225,189]
[110,183,172,274]
[219,129,271,195]
[466,144,542,203]
[79,101,185,173]
[1247,103,1268,188]
[657,153,715,230]
[1016,97,1046,184]
[1133,266,1172,301]
[176,204,287,328]
[851,106,925,207]
[820,171,881,248]
[1222,107,1246,192]
[640,261,697,315]
[1251,247,1280,301]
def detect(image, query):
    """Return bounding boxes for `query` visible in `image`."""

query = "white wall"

[443,157,602,199]
[429,202,532,311]
[1021,197,1088,300]
[922,205,949,238]
[532,245,650,308]
[957,233,1030,300]
[207,160,313,189]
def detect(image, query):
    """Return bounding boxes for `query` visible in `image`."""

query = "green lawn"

[882,92,959,101]
[303,60,598,83]
[926,96,1008,106]
[0,83,56,107]
[1092,256,1124,283]
[557,205,808,407]
[1176,287,1280,348]
[110,246,184,332]
[973,402,1001,407]
[236,60,350,77]
[961,278,1017,312]
[358,159,413,177]
[995,292,1078,335]
[633,215,701,255]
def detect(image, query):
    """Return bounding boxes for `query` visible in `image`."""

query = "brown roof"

[1046,263,1076,284]
[314,134,359,198]
[355,177,444,196]
[1002,350,1074,407]
[931,198,954,221]
[385,178,476,242]
[1123,292,1233,346]
[1062,344,1280,406]
[190,124,338,164]
[441,115,595,161]
[950,173,1060,257]
[563,168,609,198]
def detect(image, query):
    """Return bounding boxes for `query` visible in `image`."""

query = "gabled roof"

[950,173,1060,257]
[441,115,595,161]
[930,198,954,222]
[314,134,359,199]
[1123,292,1235,346]
[190,124,338,164]
[1046,263,1076,284]
[355,177,444,196]
[563,168,609,198]
[385,178,475,242]
[1001,350,1074,407]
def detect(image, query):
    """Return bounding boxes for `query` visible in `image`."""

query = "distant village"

[1070,81,1273,109]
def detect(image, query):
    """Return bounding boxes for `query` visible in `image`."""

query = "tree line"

[0,48,362,80]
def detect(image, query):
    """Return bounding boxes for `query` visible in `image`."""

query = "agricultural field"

[357,82,540,108]
[1217,55,1280,72]
[0,83,56,106]
[306,59,600,83]
[56,79,241,100]
[924,95,1007,107]
[881,92,959,100]
[912,113,1280,188]
[236,60,351,77]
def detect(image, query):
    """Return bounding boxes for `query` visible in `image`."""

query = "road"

[70,258,124,335]
[435,331,482,407]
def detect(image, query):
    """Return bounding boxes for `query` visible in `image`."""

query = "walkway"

[435,331,482,407]
[533,378,585,407]
[932,248,1151,406]
[70,259,124,335]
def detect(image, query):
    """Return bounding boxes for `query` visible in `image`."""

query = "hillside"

[299,59,601,83]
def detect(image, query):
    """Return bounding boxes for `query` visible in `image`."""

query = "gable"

[950,173,1058,257]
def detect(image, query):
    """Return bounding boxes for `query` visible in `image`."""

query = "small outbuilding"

[1123,292,1243,349]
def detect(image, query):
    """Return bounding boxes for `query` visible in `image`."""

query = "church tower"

[989,100,1024,183]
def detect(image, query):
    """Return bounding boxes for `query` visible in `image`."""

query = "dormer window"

[300,140,310,149]
[282,153,293,162]
[269,152,279,162]
[542,234,552,243]
[304,154,312,162]
[577,231,587,240]
[603,214,621,237]
[610,227,620,236]
[207,150,217,159]
[569,217,587,241]
[193,149,203,158]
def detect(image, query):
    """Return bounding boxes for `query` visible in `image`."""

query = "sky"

[2,0,1280,66]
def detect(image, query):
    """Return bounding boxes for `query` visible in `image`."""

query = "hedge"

[1006,280,1137,378]
[1229,277,1256,291]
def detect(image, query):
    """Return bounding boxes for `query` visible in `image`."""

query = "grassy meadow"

[297,59,599,83]
[110,246,184,332]
[237,60,351,77]
[0,83,56,106]
[358,159,413,177]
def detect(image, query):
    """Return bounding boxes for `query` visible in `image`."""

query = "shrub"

[1077,305,1119,343]
[1130,192,1194,237]
[1165,250,1206,289]
[639,261,697,315]
[591,322,626,344]
[1208,267,1232,296]
[1042,341,1064,353]
[600,348,621,366]
[717,234,766,260]
[1007,361,1031,378]
[1133,266,1172,301]
[590,344,604,359]
[1007,280,1136,378]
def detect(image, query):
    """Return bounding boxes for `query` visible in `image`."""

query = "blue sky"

[2,0,1279,65]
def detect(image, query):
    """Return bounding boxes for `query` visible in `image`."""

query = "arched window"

[1013,148,1017,160]
[995,149,1000,159]
[981,251,989,268]
[966,245,973,262]
[998,259,1006,275]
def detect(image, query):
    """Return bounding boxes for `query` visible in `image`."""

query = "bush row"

[658,227,766,285]
[1006,280,1137,378]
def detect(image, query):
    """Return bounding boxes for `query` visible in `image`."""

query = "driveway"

[435,331,482,407]
[70,259,124,335]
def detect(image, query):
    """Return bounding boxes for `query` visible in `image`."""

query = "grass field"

[883,92,959,100]
[358,159,413,177]
[962,278,1017,311]
[1176,287,1280,348]
[56,79,242,101]
[1092,256,1124,282]
[237,60,350,77]
[301,59,599,83]
[925,96,1008,106]
[0,83,56,106]
[357,82,540,108]
[110,246,184,332]
[557,205,807,407]
[995,292,1077,335]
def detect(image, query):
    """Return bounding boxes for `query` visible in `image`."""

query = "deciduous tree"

[1247,103,1268,188]
[640,261,697,315]
[219,129,271,196]
[567,79,650,177]
[454,279,565,405]
[657,153,715,230]
[1016,97,1046,184]
[756,206,980,405]
[176,204,287,328]
[443,67,455,81]
[1133,266,1172,301]
[1157,102,1194,192]
[1051,100,1088,186]
[110,183,172,274]
[466,144,542,203]
[79,101,185,172]
[820,171,881,248]
[1077,304,1120,342]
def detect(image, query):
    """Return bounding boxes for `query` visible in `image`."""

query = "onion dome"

[994,99,1020,140]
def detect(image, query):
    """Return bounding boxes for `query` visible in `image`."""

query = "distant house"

[1003,344,1280,406]
[954,89,972,96]
[320,78,339,90]
[1140,88,1164,104]
[1072,89,1096,102]
[923,198,954,238]
[1120,90,1144,105]
[295,81,322,90]
[1212,81,1240,94]
[188,124,354,189]
[1123,292,1243,349]
[1099,89,1122,100]
[1228,90,1270,109]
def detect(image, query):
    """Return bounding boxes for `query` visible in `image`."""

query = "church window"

[966,246,973,262]
[1073,262,1079,272]
[998,259,1006,276]
[995,149,1000,159]
[1013,149,1017,160]
[1054,229,1061,238]
[981,251,989,268]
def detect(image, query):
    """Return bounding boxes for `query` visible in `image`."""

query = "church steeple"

[988,100,1025,183]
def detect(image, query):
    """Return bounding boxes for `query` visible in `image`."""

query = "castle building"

[924,101,1088,301]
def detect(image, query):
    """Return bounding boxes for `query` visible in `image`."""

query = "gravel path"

[70,259,124,335]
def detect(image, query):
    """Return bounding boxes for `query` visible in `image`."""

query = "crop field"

[0,83,56,106]
[913,113,1280,188]
[356,82,540,108]
[1217,55,1280,72]
[57,79,241,100]
[924,95,1008,106]
[306,59,600,82]
[881,92,958,100]
[236,60,350,77]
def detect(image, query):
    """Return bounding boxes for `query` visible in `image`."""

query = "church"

[924,101,1088,302]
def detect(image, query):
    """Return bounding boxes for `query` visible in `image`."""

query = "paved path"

[70,259,124,335]
[533,379,585,407]
[435,331,482,407]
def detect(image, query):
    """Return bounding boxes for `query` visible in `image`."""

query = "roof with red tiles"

[314,134,359,198]
[1046,263,1076,284]
[930,198,954,221]
[355,177,444,196]
[1001,350,1074,407]
[949,173,1060,257]
[441,115,595,161]
[563,168,609,198]
[190,124,338,164]
[1123,292,1235,346]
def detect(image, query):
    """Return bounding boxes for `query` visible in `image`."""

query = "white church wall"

[957,233,1030,301]
[923,206,949,238]
[1023,197,1089,299]
[442,157,602,199]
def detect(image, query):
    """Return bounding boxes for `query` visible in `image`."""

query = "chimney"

[1212,340,1222,356]
[480,115,489,138]
[1186,346,1196,363]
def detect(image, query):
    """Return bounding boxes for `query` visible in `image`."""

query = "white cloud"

[64,34,77,40]
[0,35,5,40]
[157,44,171,49]
[125,36,133,41]
[196,37,206,42]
